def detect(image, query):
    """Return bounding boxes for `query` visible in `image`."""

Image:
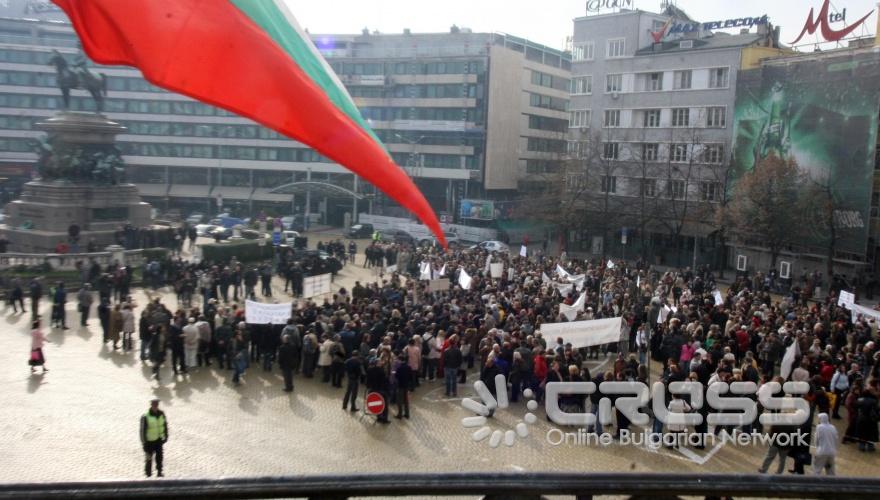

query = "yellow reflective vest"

[141,412,167,442]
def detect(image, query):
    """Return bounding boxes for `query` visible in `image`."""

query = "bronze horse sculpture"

[48,50,107,112]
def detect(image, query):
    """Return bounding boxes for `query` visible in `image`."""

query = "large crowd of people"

[13,236,880,475]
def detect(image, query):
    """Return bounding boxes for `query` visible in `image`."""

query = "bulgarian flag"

[52,0,445,245]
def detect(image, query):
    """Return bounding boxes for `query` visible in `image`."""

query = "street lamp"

[394,133,426,179]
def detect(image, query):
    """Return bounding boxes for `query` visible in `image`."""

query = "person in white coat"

[813,413,839,475]
[182,318,200,368]
[666,392,692,449]
[121,303,136,351]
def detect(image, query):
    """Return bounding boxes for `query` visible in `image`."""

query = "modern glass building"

[0,10,569,226]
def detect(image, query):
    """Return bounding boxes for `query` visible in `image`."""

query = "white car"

[195,224,219,237]
[471,240,510,253]
[281,230,301,243]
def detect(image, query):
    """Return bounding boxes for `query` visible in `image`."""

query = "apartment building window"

[645,72,663,91]
[706,106,726,127]
[603,142,620,160]
[673,70,692,90]
[672,108,690,127]
[670,143,688,162]
[606,73,623,92]
[601,175,617,193]
[667,179,686,199]
[709,67,729,88]
[702,144,724,164]
[573,42,595,61]
[567,174,587,191]
[568,141,588,159]
[642,143,659,161]
[701,181,723,202]
[606,38,626,58]
[571,76,592,95]
[604,109,621,127]
[643,109,661,127]
[641,178,657,197]
[569,109,591,128]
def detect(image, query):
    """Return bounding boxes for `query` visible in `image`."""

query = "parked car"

[195,224,219,237]
[347,223,374,239]
[186,213,206,225]
[381,229,415,245]
[419,232,462,249]
[209,227,233,240]
[281,230,301,243]
[470,240,510,253]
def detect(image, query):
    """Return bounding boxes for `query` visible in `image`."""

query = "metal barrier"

[0,473,878,499]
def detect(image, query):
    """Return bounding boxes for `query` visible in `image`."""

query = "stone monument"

[0,51,151,253]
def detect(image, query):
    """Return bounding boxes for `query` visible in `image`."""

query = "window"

[673,70,692,90]
[670,143,688,162]
[606,74,623,93]
[702,144,724,164]
[529,115,569,133]
[573,42,594,61]
[641,178,657,197]
[645,72,663,91]
[701,181,723,202]
[606,38,626,58]
[569,109,591,128]
[672,108,690,127]
[571,76,592,94]
[529,93,567,111]
[642,143,659,161]
[567,174,587,191]
[568,141,589,159]
[667,179,686,199]
[601,175,617,193]
[604,109,621,128]
[709,67,729,88]
[706,107,726,128]
[643,109,661,127]
[603,142,619,160]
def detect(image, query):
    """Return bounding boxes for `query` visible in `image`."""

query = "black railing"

[1,473,879,499]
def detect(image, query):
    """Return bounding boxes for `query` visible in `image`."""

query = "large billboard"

[0,0,68,21]
[732,51,880,255]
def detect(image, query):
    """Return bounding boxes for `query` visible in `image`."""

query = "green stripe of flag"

[230,0,383,145]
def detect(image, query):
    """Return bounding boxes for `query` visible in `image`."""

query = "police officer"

[139,398,168,477]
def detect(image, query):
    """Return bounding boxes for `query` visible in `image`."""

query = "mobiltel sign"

[665,15,770,37]
[790,0,876,45]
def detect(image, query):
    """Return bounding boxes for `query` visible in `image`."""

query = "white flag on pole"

[542,272,551,284]
[713,290,724,306]
[419,262,432,281]
[459,268,472,290]
[780,340,801,381]
[606,259,615,269]
[438,264,447,277]
[520,245,527,257]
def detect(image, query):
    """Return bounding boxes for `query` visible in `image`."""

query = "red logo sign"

[790,0,875,44]
[650,18,672,43]
[365,392,385,416]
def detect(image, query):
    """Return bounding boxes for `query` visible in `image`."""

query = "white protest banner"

[385,264,398,274]
[490,262,504,278]
[713,290,724,306]
[459,268,472,290]
[838,290,855,308]
[849,303,880,324]
[245,300,292,324]
[427,278,450,293]
[540,317,623,349]
[542,272,552,284]
[556,264,572,279]
[303,273,332,298]
[520,245,527,257]
[780,340,801,381]
[559,292,586,322]
[419,262,432,281]
[507,267,515,282]
[554,282,573,296]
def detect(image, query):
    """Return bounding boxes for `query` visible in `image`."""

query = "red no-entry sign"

[365,392,385,416]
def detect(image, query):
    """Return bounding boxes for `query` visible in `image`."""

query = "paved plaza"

[2,236,879,482]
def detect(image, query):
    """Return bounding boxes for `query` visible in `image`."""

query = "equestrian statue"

[48,49,107,112]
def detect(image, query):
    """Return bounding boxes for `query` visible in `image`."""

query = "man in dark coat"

[277,334,297,392]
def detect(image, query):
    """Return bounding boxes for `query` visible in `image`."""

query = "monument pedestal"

[0,111,151,253]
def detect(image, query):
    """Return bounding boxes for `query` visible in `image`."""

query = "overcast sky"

[288,0,878,50]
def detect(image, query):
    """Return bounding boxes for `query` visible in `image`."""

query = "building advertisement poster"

[732,52,880,255]
[460,199,495,220]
